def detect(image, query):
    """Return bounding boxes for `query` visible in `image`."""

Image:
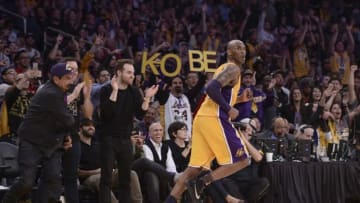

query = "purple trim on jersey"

[219,86,232,119]
[219,110,248,163]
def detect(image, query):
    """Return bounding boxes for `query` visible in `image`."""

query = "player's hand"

[228,107,239,120]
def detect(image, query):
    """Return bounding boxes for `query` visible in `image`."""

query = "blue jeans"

[2,140,63,203]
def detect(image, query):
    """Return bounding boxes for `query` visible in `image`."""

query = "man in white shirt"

[160,76,192,139]
[142,122,177,203]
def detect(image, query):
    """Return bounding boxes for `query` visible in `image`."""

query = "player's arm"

[214,64,240,86]
[206,64,240,113]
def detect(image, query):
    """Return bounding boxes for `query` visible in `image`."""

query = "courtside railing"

[0,6,27,34]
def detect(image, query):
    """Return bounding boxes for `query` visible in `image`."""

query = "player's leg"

[187,118,250,200]
[165,116,214,202]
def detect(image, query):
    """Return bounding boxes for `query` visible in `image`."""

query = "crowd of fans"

[1,0,360,202]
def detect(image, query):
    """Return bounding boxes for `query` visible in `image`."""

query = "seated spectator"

[131,127,180,188]
[256,117,294,159]
[3,73,33,143]
[257,116,295,141]
[166,121,191,173]
[90,68,111,122]
[136,106,158,138]
[318,102,349,159]
[0,67,16,104]
[279,87,305,132]
[0,38,10,70]
[141,122,178,203]
[78,119,142,203]
[183,72,206,112]
[131,126,146,160]
[295,124,314,140]
[301,85,325,128]
[156,76,192,139]
[22,33,40,59]
[234,69,267,123]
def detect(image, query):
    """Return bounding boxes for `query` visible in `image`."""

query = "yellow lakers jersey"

[330,52,350,85]
[196,63,241,118]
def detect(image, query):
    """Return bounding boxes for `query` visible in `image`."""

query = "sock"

[200,172,214,186]
[164,195,177,203]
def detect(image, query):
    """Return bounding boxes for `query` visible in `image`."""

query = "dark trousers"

[132,158,175,182]
[223,177,270,202]
[62,138,81,203]
[2,140,63,203]
[99,136,133,203]
[142,171,170,203]
[132,158,175,203]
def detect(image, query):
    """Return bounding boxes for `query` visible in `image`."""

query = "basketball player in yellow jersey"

[165,40,250,203]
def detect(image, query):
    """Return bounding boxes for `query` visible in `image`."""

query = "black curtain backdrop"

[259,162,360,203]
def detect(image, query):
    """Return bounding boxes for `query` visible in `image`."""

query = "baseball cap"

[179,41,189,47]
[272,69,285,77]
[25,33,34,39]
[50,63,73,77]
[243,69,253,77]
[80,118,95,127]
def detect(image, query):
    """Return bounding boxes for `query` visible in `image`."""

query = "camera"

[233,122,247,131]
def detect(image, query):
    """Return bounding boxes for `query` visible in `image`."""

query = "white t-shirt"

[164,93,192,139]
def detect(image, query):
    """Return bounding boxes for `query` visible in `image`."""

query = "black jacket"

[17,81,75,156]
[99,84,145,137]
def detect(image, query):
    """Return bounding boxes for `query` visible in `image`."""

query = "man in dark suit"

[2,63,75,203]
[255,117,295,159]
[256,117,295,141]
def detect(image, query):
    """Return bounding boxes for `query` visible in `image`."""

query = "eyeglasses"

[100,73,110,77]
[179,127,188,131]
[248,119,257,132]
[4,71,16,75]
[249,123,257,132]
